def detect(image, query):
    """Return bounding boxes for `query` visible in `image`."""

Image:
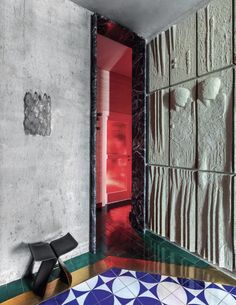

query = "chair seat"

[29,242,56,262]
[50,233,78,257]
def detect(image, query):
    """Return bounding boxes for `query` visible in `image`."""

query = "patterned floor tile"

[39,268,236,305]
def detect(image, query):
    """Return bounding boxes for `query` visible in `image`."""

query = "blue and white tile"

[220,293,236,304]
[162,291,186,305]
[40,268,236,305]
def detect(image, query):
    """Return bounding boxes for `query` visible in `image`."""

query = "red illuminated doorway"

[96,34,132,206]
[107,113,132,203]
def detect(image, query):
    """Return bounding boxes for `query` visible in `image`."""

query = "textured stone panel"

[148,89,169,166]
[148,166,169,237]
[170,80,196,168]
[198,0,232,76]
[197,68,233,172]
[169,169,196,252]
[170,14,196,85]
[148,30,169,92]
[197,172,233,271]
[24,92,51,136]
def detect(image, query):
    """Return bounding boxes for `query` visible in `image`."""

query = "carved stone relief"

[197,172,233,271]
[170,80,196,168]
[24,91,51,136]
[148,89,169,166]
[198,0,232,76]
[169,169,196,252]
[147,0,235,273]
[148,166,169,237]
[148,31,169,92]
[197,68,233,172]
[170,14,196,85]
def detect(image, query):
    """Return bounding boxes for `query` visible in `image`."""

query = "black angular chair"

[50,233,78,286]
[26,242,57,297]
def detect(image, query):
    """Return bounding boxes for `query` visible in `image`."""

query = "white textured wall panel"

[197,68,233,172]
[197,173,234,271]
[170,14,197,85]
[147,0,235,272]
[169,169,197,252]
[198,0,233,75]
[170,80,196,168]
[148,31,169,92]
[148,90,169,166]
[148,166,169,237]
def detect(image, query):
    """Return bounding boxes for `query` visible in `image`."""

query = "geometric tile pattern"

[40,268,236,305]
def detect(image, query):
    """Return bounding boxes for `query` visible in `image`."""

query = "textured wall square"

[169,169,196,252]
[197,172,233,271]
[148,30,169,92]
[170,13,196,85]
[198,0,233,75]
[148,166,169,237]
[23,92,51,136]
[170,80,197,168]
[148,89,169,166]
[197,68,233,172]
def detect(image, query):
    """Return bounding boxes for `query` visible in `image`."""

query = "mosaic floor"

[40,268,236,305]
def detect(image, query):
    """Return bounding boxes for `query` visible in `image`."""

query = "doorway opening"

[90,15,146,254]
[96,34,132,209]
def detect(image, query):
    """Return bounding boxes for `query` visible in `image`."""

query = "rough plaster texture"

[24,92,51,136]
[147,0,235,272]
[148,89,169,166]
[148,166,169,237]
[170,14,196,85]
[170,80,196,168]
[198,0,232,76]
[169,169,196,253]
[0,0,91,284]
[197,68,233,172]
[148,31,169,92]
[197,173,233,271]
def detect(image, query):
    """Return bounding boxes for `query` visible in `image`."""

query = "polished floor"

[40,267,236,305]
[2,203,236,305]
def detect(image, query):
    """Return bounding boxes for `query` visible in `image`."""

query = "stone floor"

[2,203,236,305]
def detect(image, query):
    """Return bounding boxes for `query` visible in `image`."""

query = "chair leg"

[24,257,34,279]
[33,258,57,297]
[58,258,72,286]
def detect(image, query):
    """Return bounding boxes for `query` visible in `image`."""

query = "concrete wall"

[147,0,235,272]
[0,0,91,284]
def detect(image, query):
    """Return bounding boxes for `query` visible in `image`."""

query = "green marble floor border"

[143,230,210,268]
[0,252,105,303]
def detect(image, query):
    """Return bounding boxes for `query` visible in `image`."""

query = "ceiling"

[97,35,132,78]
[72,0,209,41]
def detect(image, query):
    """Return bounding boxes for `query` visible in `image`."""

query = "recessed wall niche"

[23,91,51,136]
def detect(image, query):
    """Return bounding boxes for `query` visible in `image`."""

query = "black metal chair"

[50,233,78,286]
[26,242,57,297]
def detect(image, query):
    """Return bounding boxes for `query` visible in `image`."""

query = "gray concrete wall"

[0,0,91,284]
[147,0,235,272]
